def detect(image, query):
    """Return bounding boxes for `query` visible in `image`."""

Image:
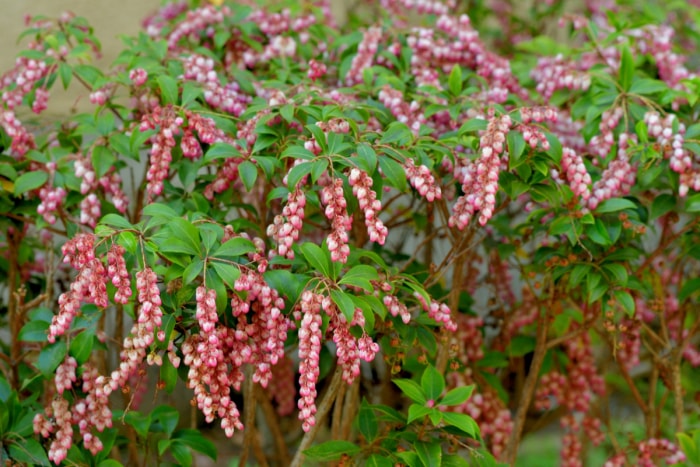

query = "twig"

[257,391,291,466]
[290,366,344,467]
[239,366,258,466]
[504,293,550,465]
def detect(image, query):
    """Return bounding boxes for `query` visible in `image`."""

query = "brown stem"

[340,379,360,440]
[7,228,22,390]
[647,364,658,437]
[290,366,344,467]
[504,301,550,465]
[331,382,346,439]
[258,391,291,466]
[239,367,258,467]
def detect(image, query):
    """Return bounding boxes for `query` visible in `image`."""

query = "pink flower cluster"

[181,54,250,117]
[450,114,512,228]
[414,292,457,331]
[107,244,132,303]
[604,438,686,466]
[587,133,637,210]
[50,234,108,342]
[183,287,244,436]
[37,162,66,224]
[404,158,442,202]
[554,147,592,202]
[589,107,623,159]
[74,154,129,218]
[1,56,50,112]
[297,291,324,432]
[268,186,306,259]
[531,54,591,102]
[321,178,352,263]
[346,27,382,86]
[1,110,35,156]
[348,167,388,245]
[378,86,426,135]
[140,105,185,198]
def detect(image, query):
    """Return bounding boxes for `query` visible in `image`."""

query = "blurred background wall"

[0,1,161,114]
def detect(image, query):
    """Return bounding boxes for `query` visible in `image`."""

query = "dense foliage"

[2,0,700,465]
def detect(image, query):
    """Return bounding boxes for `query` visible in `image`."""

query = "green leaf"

[181,82,202,107]
[358,403,378,442]
[650,194,676,220]
[508,336,535,357]
[168,218,200,256]
[569,264,591,289]
[160,353,178,393]
[287,162,314,188]
[172,429,217,461]
[679,278,700,301]
[124,411,151,439]
[407,404,433,424]
[59,62,72,89]
[421,365,445,401]
[303,440,360,461]
[169,441,193,467]
[18,320,49,342]
[442,412,479,437]
[378,156,408,192]
[677,432,700,464]
[459,118,488,134]
[595,197,636,213]
[629,78,667,95]
[280,104,294,123]
[619,45,634,92]
[204,142,239,161]
[415,440,442,467]
[98,460,124,467]
[8,438,50,466]
[507,131,526,167]
[37,341,67,377]
[300,242,331,278]
[356,143,378,173]
[330,289,356,323]
[379,122,412,145]
[441,385,474,406]
[157,75,179,105]
[212,237,256,258]
[100,213,134,230]
[393,379,426,404]
[238,160,257,192]
[182,258,204,285]
[366,454,394,467]
[151,405,179,436]
[448,65,462,96]
[70,329,95,364]
[603,263,628,286]
[14,171,48,195]
[613,290,635,316]
[685,193,700,213]
[339,265,378,292]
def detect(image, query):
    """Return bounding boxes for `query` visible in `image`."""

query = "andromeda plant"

[1,0,700,466]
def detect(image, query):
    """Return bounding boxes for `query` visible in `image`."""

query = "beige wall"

[0,0,160,114]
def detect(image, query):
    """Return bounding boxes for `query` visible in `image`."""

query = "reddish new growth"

[348,167,388,245]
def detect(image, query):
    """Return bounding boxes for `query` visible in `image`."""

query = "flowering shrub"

[2,0,700,465]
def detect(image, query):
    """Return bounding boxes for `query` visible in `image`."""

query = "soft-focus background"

[0,1,160,114]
